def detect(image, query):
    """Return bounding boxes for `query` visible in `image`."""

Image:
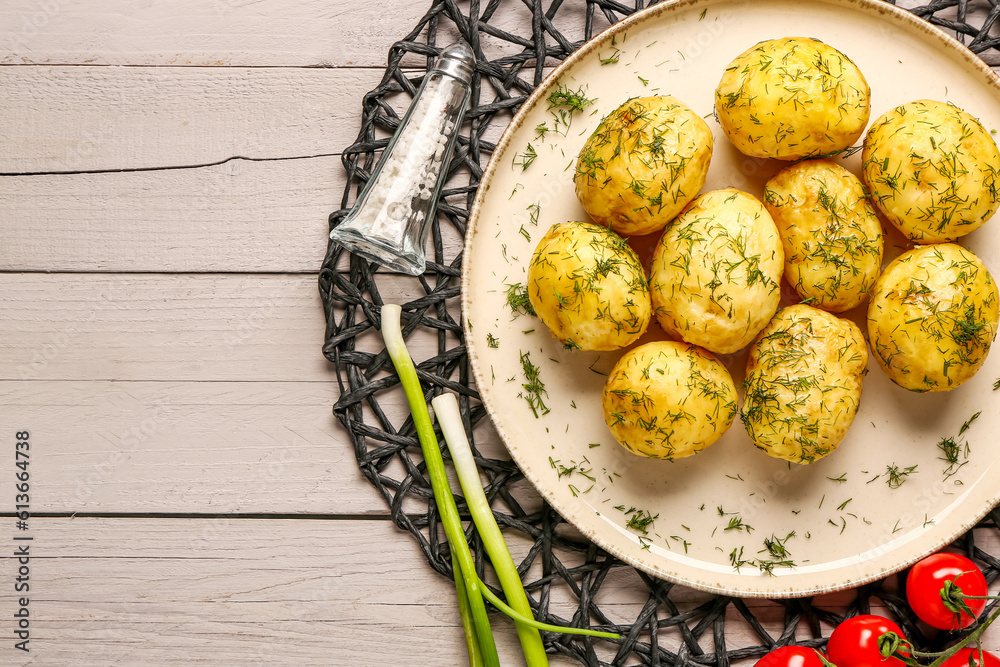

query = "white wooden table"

[1,1,997,665]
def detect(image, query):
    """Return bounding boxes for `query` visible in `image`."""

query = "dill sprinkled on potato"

[764,159,884,312]
[574,96,713,236]
[861,99,1000,244]
[741,305,867,464]
[867,244,998,392]
[715,37,871,160]
[602,341,738,460]
[526,221,650,351]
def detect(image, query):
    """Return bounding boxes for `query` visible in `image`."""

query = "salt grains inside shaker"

[329,42,475,275]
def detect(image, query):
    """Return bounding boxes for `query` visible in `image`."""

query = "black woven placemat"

[319,1,1000,664]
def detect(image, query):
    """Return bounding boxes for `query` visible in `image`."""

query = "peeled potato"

[741,304,868,464]
[602,340,738,460]
[764,159,884,312]
[649,188,784,354]
[867,243,999,392]
[574,95,714,236]
[862,99,1000,243]
[527,221,651,351]
[715,37,870,160]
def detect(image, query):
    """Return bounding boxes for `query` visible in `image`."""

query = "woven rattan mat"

[319,1,1000,664]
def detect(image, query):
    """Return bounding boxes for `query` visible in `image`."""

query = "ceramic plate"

[461,0,1000,597]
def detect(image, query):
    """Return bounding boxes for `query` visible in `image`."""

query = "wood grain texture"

[0,157,471,272]
[0,0,431,68]
[0,380,375,513]
[0,272,495,513]
[0,66,386,172]
[0,273,443,381]
[0,0,589,68]
[0,518,525,666]
[0,519,994,665]
[0,375,517,513]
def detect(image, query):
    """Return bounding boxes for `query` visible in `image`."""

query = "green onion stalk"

[381,304,499,667]
[433,392,549,665]
[380,304,619,666]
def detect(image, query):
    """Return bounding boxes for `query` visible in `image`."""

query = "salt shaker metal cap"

[434,42,475,79]
[329,42,476,275]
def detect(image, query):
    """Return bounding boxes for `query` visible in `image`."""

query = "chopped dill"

[599,49,620,65]
[546,83,596,134]
[760,532,795,559]
[504,282,536,317]
[513,143,537,171]
[518,351,549,417]
[724,516,754,533]
[615,505,658,535]
[885,463,918,489]
[958,411,981,436]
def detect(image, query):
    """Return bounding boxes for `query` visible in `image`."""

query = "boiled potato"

[862,99,1000,243]
[527,221,651,351]
[649,188,784,354]
[602,340,738,460]
[741,304,868,464]
[867,243,999,392]
[574,95,713,236]
[715,37,870,160]
[764,159,884,312]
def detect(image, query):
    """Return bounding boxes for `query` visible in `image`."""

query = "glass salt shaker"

[329,42,475,275]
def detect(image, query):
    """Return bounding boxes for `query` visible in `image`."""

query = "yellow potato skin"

[649,188,784,355]
[715,37,871,160]
[764,159,884,312]
[862,99,1000,243]
[602,341,738,460]
[574,95,713,236]
[741,304,868,464]
[527,221,651,351]
[867,243,999,392]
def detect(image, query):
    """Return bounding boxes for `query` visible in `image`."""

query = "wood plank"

[0,0,430,68]
[0,155,470,273]
[0,380,367,513]
[0,273,501,514]
[0,66,387,173]
[0,377,517,514]
[0,0,592,68]
[0,518,527,665]
[0,273,335,381]
[0,63,527,174]
[1,158,339,272]
[0,273,444,382]
[0,518,993,665]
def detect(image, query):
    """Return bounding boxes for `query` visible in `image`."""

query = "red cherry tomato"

[826,615,909,667]
[906,552,988,630]
[756,645,827,667]
[940,647,1000,667]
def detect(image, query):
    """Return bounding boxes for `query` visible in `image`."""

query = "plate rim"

[460,0,1000,597]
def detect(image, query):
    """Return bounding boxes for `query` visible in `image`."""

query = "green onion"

[433,393,548,665]
[380,304,499,667]
[381,304,620,665]
[434,392,621,649]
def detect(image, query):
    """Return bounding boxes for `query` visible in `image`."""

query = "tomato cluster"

[756,552,997,666]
